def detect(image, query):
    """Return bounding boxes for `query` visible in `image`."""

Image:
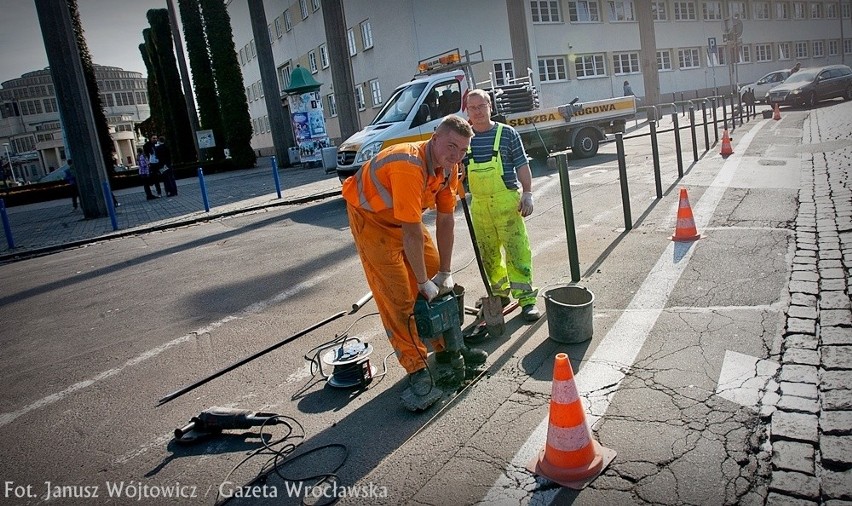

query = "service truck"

[335,48,637,182]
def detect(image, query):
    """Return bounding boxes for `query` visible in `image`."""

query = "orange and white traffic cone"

[671,187,701,242]
[528,353,616,489]
[720,129,733,157]
[772,103,781,121]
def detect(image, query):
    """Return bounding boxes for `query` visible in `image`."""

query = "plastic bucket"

[544,285,594,344]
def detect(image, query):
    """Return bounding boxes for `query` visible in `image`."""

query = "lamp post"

[2,143,15,184]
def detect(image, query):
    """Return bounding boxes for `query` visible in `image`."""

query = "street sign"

[708,37,717,55]
[197,130,216,149]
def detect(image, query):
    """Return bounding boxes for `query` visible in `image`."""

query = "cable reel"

[320,341,376,388]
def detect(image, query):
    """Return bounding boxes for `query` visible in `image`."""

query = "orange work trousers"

[347,204,444,374]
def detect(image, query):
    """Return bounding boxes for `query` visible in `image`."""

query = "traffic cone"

[720,129,733,157]
[772,103,781,121]
[671,187,701,242]
[528,353,616,489]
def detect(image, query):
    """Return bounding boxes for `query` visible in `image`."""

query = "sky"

[0,0,172,85]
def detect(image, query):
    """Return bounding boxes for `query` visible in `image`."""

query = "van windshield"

[371,82,428,125]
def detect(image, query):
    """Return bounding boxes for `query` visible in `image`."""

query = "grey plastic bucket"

[544,285,594,344]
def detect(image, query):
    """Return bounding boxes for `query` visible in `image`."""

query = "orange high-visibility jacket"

[342,140,459,223]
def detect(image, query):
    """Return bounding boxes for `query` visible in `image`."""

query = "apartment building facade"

[0,65,150,182]
[228,0,851,156]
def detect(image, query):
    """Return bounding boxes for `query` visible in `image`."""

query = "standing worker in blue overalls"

[463,89,540,321]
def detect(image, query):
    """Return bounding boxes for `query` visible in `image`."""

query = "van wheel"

[572,129,599,159]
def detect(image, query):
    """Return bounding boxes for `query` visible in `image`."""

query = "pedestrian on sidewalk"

[623,80,634,96]
[144,135,162,197]
[137,148,157,200]
[463,89,540,322]
[155,136,177,197]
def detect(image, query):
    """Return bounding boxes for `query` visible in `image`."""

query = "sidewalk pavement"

[0,158,342,262]
[767,103,852,504]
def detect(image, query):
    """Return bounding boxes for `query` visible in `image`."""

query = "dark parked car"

[767,64,852,107]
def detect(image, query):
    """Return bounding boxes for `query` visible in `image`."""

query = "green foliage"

[178,0,225,160]
[200,0,255,168]
[146,8,196,163]
[67,0,115,173]
[138,41,165,138]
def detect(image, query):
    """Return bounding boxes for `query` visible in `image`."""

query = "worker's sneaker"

[408,369,434,396]
[435,346,488,365]
[521,304,541,322]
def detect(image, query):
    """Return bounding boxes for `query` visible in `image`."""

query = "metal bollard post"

[0,198,14,249]
[672,113,684,179]
[721,95,728,131]
[101,181,118,231]
[555,154,581,282]
[730,93,737,131]
[650,121,662,198]
[614,134,633,230]
[702,102,710,152]
[197,167,210,212]
[711,97,719,143]
[689,105,698,163]
[271,156,282,199]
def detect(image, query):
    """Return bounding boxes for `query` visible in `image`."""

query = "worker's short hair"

[436,114,474,138]
[466,88,491,105]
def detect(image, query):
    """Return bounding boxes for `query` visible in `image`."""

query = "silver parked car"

[767,65,852,108]
[739,70,791,103]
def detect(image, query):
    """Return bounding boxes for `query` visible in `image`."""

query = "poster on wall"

[287,91,330,163]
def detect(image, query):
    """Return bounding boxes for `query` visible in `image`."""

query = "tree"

[178,0,225,160]
[67,0,115,174]
[200,0,255,168]
[145,9,195,163]
[138,42,165,139]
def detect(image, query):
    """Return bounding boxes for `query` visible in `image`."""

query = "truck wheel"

[572,129,599,158]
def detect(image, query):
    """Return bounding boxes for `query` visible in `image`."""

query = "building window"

[657,49,673,70]
[812,40,825,57]
[284,10,292,31]
[369,79,382,107]
[320,44,330,68]
[537,56,568,81]
[532,0,563,22]
[828,39,839,56]
[776,2,790,19]
[844,39,852,55]
[568,1,599,21]
[355,85,365,110]
[652,1,668,19]
[278,63,291,91]
[843,2,851,18]
[678,48,701,68]
[607,1,635,20]
[755,43,772,61]
[826,3,838,18]
[275,17,282,38]
[360,20,373,49]
[612,52,640,74]
[258,80,264,98]
[299,0,308,19]
[309,51,318,73]
[493,60,516,85]
[778,42,791,60]
[792,2,806,18]
[728,1,747,18]
[795,41,808,58]
[810,2,823,18]
[673,1,697,20]
[250,40,256,59]
[347,28,357,56]
[239,48,245,66]
[737,45,751,63]
[703,1,722,20]
[575,54,606,77]
[312,0,320,11]
[753,2,770,19]
[327,93,337,116]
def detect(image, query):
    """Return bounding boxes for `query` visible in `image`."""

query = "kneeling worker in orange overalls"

[342,115,488,407]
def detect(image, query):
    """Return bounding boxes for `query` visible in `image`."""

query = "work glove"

[519,192,534,217]
[418,279,439,301]
[430,271,454,296]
